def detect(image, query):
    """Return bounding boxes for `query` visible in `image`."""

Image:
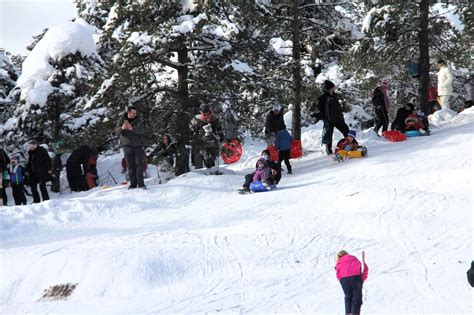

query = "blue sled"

[249,181,276,193]
[405,130,423,137]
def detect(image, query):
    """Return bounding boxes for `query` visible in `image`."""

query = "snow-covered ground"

[1,109,473,313]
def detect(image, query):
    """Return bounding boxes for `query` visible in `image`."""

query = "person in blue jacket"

[275,129,293,174]
[9,155,27,205]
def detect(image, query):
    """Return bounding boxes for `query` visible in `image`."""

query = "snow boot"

[238,187,251,194]
[334,153,344,163]
[262,180,272,191]
[360,146,368,157]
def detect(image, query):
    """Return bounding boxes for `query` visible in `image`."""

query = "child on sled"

[334,130,367,161]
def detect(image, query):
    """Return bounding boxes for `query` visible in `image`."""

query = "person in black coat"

[191,104,222,169]
[372,80,390,135]
[0,146,9,205]
[264,104,286,146]
[26,140,52,203]
[151,134,176,168]
[115,106,146,189]
[315,80,349,155]
[391,103,415,133]
[66,144,96,192]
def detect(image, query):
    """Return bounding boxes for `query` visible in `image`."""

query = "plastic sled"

[383,130,406,142]
[249,181,274,193]
[405,130,423,137]
[221,140,243,164]
[290,139,303,159]
[266,145,279,162]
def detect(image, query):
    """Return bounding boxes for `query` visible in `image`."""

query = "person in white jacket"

[436,59,454,110]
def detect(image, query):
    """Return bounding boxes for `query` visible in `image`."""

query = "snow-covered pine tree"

[1,20,105,147]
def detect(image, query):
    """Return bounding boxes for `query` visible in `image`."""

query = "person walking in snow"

[275,129,293,174]
[264,104,286,146]
[9,155,27,205]
[372,79,391,136]
[115,106,146,189]
[436,59,454,111]
[335,250,368,315]
[316,80,349,155]
[26,140,52,203]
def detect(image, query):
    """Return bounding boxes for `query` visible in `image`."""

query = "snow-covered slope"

[1,109,473,313]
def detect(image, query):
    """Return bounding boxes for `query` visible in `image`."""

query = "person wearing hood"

[334,130,367,160]
[238,150,281,194]
[372,79,391,136]
[115,106,146,189]
[391,103,415,133]
[335,250,368,315]
[316,80,349,155]
[436,59,454,111]
[9,155,27,205]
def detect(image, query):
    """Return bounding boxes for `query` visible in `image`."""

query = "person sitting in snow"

[391,103,415,133]
[239,150,281,194]
[334,130,367,160]
[252,158,271,187]
[335,250,368,315]
[404,112,426,133]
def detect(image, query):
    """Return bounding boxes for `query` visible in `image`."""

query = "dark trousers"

[420,102,430,130]
[278,149,292,173]
[11,183,27,205]
[1,185,7,206]
[67,173,87,192]
[123,146,145,188]
[30,177,49,203]
[51,171,61,193]
[374,108,389,134]
[340,275,363,315]
[322,121,349,153]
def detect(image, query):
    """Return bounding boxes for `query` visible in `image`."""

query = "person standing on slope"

[316,80,349,155]
[115,106,146,189]
[436,59,454,111]
[372,79,391,136]
[335,250,368,315]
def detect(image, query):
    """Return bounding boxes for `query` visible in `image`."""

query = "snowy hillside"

[1,110,473,313]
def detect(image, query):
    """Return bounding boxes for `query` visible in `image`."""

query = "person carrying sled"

[191,104,222,169]
[26,140,52,203]
[115,105,146,189]
[335,250,368,315]
[372,79,391,136]
[275,129,293,175]
[264,104,286,147]
[9,155,27,205]
[334,130,367,160]
[239,150,281,194]
[391,103,415,133]
[316,80,349,155]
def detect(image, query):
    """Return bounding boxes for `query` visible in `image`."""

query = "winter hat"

[381,79,389,88]
[200,104,211,113]
[405,103,415,111]
[323,80,335,91]
[272,104,282,111]
[11,155,20,162]
[348,130,357,139]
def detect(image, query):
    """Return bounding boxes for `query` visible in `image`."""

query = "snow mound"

[17,20,96,106]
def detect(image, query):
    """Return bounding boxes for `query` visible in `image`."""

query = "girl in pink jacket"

[335,250,368,315]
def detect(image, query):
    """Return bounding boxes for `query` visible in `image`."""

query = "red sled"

[221,140,243,164]
[266,145,279,162]
[383,131,406,142]
[290,139,303,159]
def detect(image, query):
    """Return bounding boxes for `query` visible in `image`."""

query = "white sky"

[0,0,76,55]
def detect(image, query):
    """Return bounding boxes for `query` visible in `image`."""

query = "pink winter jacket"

[335,254,368,282]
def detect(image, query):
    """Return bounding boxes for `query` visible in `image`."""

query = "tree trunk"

[291,0,302,140]
[174,43,191,176]
[418,0,430,122]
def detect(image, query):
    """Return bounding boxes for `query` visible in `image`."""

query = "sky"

[0,0,76,55]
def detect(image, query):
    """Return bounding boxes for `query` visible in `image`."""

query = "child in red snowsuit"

[335,130,367,159]
[335,250,368,315]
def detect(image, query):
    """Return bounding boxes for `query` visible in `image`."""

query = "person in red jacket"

[335,250,368,315]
